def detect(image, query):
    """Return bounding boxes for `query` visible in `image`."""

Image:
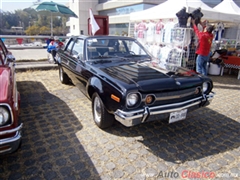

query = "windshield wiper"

[124,54,143,57]
[90,55,121,59]
[92,59,112,64]
[137,59,151,63]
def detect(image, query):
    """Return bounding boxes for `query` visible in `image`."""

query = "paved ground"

[0,69,239,180]
[11,49,48,61]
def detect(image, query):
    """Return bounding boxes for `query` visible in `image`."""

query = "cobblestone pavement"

[0,69,239,180]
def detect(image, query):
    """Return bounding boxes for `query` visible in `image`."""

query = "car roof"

[71,35,135,41]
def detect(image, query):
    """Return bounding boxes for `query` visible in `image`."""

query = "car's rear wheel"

[59,66,70,84]
[92,93,114,129]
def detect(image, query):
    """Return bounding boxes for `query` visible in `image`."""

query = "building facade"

[67,0,237,36]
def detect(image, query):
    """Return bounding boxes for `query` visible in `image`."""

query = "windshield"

[86,38,151,62]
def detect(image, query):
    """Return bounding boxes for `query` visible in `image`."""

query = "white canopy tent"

[130,0,240,23]
[213,0,240,15]
[213,0,240,40]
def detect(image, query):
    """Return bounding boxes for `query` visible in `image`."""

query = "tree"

[25,25,40,35]
[15,10,30,29]
[1,11,19,29]
[0,7,69,35]
[40,26,50,35]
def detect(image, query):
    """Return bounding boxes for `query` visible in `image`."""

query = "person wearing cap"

[191,19,214,76]
[47,36,64,63]
[46,36,54,46]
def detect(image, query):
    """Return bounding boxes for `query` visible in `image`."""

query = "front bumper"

[0,123,23,154]
[114,92,215,127]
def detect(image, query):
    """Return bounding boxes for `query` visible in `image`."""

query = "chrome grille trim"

[144,87,201,101]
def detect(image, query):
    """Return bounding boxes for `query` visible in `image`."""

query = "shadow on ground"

[106,107,240,164]
[0,81,100,180]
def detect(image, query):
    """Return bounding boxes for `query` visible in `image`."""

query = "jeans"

[51,50,57,62]
[196,53,210,76]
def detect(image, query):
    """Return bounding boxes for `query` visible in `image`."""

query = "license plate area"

[169,109,188,123]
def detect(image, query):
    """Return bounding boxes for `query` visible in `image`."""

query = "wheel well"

[88,86,95,99]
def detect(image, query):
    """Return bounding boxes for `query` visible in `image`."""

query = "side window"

[0,40,8,64]
[0,40,7,60]
[118,40,126,53]
[72,39,84,60]
[66,39,75,54]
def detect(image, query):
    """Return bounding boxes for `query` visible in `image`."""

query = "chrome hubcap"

[60,68,63,81]
[94,97,101,123]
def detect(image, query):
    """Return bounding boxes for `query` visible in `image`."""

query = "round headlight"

[126,93,139,107]
[202,82,209,93]
[0,107,10,126]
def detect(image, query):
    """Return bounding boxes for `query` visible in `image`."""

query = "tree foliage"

[25,25,40,35]
[0,8,68,35]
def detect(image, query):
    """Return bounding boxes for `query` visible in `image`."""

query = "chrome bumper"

[0,123,23,154]
[114,93,215,127]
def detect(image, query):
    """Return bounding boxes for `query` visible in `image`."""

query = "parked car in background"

[0,38,22,154]
[56,35,214,129]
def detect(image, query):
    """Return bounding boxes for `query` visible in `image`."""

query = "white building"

[67,0,233,36]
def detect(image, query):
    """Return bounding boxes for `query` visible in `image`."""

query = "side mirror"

[7,54,15,62]
[73,54,78,59]
[73,54,83,61]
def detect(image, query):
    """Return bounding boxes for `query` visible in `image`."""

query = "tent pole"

[51,12,53,37]
[128,21,131,37]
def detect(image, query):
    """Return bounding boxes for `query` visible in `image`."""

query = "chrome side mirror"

[7,54,15,62]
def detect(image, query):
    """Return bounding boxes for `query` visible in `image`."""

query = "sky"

[0,0,69,12]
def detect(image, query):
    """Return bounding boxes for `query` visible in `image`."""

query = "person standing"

[47,36,63,63]
[192,19,214,76]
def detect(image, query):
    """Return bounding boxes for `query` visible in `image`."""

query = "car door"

[60,38,75,80]
[70,38,90,95]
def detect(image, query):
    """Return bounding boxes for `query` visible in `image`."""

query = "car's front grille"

[142,87,201,106]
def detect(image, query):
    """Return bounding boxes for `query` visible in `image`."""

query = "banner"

[89,9,100,35]
[16,38,23,45]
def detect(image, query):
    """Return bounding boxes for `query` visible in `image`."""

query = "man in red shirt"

[192,19,214,75]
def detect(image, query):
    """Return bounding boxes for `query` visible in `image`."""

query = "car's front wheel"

[92,93,114,129]
[59,66,70,84]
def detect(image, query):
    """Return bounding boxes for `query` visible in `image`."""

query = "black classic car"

[56,35,214,129]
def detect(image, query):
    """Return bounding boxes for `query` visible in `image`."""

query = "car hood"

[100,62,203,92]
[0,67,10,102]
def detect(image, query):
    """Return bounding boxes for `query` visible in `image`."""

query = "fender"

[87,76,104,99]
[87,76,123,112]
[0,67,11,103]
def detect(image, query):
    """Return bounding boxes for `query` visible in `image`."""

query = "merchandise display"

[176,7,190,28]
[155,19,164,43]
[214,22,225,41]
[190,8,203,25]
[129,5,240,74]
[146,20,156,43]
[136,20,147,39]
[132,18,196,71]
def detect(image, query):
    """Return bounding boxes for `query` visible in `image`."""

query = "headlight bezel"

[202,81,212,94]
[126,92,141,108]
[0,106,10,126]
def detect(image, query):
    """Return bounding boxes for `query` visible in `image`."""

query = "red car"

[0,38,22,154]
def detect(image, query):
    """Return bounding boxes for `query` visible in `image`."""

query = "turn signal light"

[195,87,200,94]
[111,94,120,102]
[145,95,154,104]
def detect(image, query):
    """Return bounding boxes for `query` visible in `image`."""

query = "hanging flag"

[89,9,100,36]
